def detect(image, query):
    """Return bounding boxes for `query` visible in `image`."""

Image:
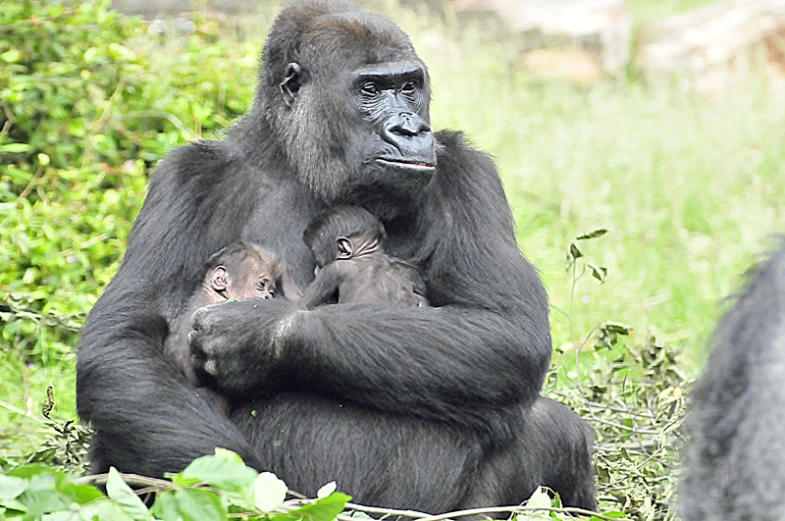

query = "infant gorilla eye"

[255,278,268,291]
[362,82,379,95]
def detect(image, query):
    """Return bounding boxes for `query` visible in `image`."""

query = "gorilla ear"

[337,237,353,259]
[211,266,228,292]
[280,62,305,108]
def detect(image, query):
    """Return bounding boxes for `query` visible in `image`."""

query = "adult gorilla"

[77,0,595,511]
[681,241,785,520]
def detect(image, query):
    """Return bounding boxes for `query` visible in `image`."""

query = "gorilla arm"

[189,133,553,430]
[298,262,347,310]
[192,298,549,430]
[76,143,264,476]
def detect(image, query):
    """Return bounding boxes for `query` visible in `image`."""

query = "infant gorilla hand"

[188,298,300,398]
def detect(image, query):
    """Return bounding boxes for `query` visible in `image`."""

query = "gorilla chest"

[238,183,320,285]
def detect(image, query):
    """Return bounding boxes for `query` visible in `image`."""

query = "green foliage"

[0,0,258,359]
[0,449,351,521]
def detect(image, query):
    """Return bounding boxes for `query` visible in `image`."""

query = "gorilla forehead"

[303,12,418,68]
[263,1,420,78]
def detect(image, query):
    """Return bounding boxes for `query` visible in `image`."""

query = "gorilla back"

[76,0,595,512]
[681,241,785,520]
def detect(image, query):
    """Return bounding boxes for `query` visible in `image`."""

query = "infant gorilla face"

[209,256,276,301]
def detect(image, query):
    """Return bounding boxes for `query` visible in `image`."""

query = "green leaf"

[0,475,27,499]
[0,143,31,153]
[316,482,336,499]
[56,481,105,505]
[287,493,351,521]
[181,451,258,491]
[80,500,137,521]
[175,488,227,521]
[587,262,607,283]
[167,472,200,487]
[212,448,242,462]
[1,49,21,63]
[576,228,609,241]
[0,496,26,514]
[106,467,151,521]
[151,491,181,521]
[525,486,551,510]
[16,473,68,518]
[253,472,287,512]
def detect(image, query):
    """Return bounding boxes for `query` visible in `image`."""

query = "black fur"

[303,205,387,268]
[76,0,595,511]
[300,205,427,308]
[681,240,785,521]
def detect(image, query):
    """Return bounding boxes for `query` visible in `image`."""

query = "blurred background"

[1,0,784,519]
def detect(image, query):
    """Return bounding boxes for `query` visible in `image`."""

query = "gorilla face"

[351,61,436,182]
[264,8,437,214]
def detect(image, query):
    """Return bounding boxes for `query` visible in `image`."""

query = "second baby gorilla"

[301,205,429,309]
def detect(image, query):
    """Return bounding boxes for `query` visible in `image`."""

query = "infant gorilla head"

[300,205,429,309]
[199,242,283,303]
[165,242,295,414]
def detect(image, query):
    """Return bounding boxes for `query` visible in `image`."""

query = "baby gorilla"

[165,241,297,414]
[300,206,428,309]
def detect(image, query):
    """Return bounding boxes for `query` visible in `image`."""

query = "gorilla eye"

[255,278,267,291]
[402,81,418,93]
[362,83,380,95]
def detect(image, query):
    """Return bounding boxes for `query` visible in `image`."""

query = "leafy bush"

[0,0,258,358]
[0,448,351,521]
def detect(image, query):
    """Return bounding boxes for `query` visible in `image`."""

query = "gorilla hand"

[189,298,301,398]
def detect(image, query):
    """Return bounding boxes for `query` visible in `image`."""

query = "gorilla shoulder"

[149,140,244,191]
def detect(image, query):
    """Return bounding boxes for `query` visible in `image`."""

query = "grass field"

[2,0,785,518]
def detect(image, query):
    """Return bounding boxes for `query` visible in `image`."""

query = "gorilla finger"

[204,359,218,377]
[190,303,221,332]
[188,330,204,354]
[190,350,205,368]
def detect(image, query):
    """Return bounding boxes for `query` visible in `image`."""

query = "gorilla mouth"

[376,158,436,171]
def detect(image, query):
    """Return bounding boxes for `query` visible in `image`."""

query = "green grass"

[3,1,785,517]
[398,10,785,372]
[627,0,718,26]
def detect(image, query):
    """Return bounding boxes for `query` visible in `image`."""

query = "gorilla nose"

[384,112,431,140]
[381,113,435,165]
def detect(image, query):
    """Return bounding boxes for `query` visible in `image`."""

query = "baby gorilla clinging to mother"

[170,210,427,413]
[165,242,299,414]
[300,206,429,309]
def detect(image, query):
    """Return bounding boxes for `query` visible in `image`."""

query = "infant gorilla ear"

[300,205,428,309]
[163,241,300,415]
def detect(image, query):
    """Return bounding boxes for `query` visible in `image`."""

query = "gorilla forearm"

[192,297,550,424]
[77,292,263,476]
[291,304,551,417]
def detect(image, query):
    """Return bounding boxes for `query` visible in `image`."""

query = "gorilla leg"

[232,393,484,513]
[462,397,596,511]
